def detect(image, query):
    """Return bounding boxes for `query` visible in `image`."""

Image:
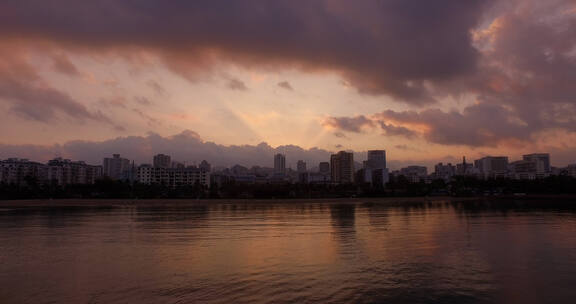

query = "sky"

[1,0,576,169]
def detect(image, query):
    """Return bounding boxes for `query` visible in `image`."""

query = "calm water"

[1,199,576,304]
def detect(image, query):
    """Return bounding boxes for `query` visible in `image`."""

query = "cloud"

[0,77,113,125]
[277,81,293,91]
[134,96,153,106]
[1,0,576,151]
[0,44,121,129]
[146,80,166,96]
[323,115,374,133]
[0,130,335,168]
[227,78,248,91]
[323,115,417,139]
[0,0,493,104]
[333,132,347,138]
[98,96,127,109]
[378,121,418,138]
[132,108,162,127]
[51,53,80,76]
[320,0,576,147]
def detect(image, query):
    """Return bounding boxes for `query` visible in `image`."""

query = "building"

[506,153,551,179]
[474,156,509,179]
[523,153,551,173]
[0,158,48,186]
[153,154,172,168]
[399,166,428,183]
[47,158,102,186]
[103,154,130,180]
[365,150,386,169]
[137,165,210,188]
[330,151,354,184]
[362,150,389,187]
[297,160,307,173]
[563,164,576,178]
[274,153,286,175]
[509,160,539,180]
[433,163,455,181]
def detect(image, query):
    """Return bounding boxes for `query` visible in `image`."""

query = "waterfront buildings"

[0,158,102,186]
[0,158,48,186]
[137,155,211,188]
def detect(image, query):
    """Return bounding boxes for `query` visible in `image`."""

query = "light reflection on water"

[1,199,576,303]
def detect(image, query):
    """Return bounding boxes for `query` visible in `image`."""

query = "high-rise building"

[362,150,388,186]
[474,156,509,178]
[153,154,172,168]
[297,160,307,173]
[330,151,354,184]
[103,154,130,180]
[523,153,550,173]
[274,153,286,175]
[365,150,386,169]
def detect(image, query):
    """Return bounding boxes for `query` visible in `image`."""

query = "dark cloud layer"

[0,0,492,103]
[1,0,576,151]
[324,0,576,147]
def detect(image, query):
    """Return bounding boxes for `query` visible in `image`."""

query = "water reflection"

[0,199,575,303]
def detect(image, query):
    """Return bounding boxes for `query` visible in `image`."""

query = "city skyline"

[1,0,576,168]
[0,147,564,173]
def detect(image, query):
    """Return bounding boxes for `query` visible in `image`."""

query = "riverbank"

[2,195,575,207]
[0,196,473,207]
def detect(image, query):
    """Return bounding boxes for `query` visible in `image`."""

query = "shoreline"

[1,195,575,207]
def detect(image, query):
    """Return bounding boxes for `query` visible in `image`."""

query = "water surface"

[1,199,576,303]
